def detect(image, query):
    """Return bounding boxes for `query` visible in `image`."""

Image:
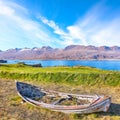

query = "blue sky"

[0,0,120,50]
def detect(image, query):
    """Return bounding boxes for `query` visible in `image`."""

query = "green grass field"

[0,63,120,87]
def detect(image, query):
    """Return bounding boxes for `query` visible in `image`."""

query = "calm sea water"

[7,60,120,71]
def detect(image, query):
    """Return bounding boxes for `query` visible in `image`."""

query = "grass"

[0,63,120,119]
[0,63,120,87]
[0,79,120,120]
[0,64,120,120]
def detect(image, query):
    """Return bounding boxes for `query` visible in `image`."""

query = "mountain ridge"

[0,45,120,60]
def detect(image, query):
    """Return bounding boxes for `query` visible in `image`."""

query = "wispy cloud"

[0,0,120,50]
[90,18,120,45]
[74,1,120,46]
[40,16,87,46]
[40,1,120,47]
[0,0,60,50]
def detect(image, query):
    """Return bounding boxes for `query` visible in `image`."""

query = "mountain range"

[0,45,120,60]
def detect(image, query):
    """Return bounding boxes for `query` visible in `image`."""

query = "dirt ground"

[0,79,120,120]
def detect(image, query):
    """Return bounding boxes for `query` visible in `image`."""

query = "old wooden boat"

[16,81,111,114]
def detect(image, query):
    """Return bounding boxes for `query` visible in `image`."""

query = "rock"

[0,60,7,63]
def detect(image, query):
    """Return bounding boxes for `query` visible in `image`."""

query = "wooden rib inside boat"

[16,81,111,114]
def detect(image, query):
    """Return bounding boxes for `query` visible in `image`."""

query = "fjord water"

[7,60,120,70]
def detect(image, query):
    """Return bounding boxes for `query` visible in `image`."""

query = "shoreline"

[2,59,120,71]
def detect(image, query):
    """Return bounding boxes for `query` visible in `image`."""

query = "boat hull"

[16,81,111,114]
[23,96,111,114]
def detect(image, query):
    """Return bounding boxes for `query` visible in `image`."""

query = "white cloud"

[67,26,87,45]
[0,0,60,50]
[0,0,120,50]
[0,0,14,16]
[40,16,88,46]
[72,2,120,46]
[40,16,67,36]
[40,1,120,47]
[90,18,120,46]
